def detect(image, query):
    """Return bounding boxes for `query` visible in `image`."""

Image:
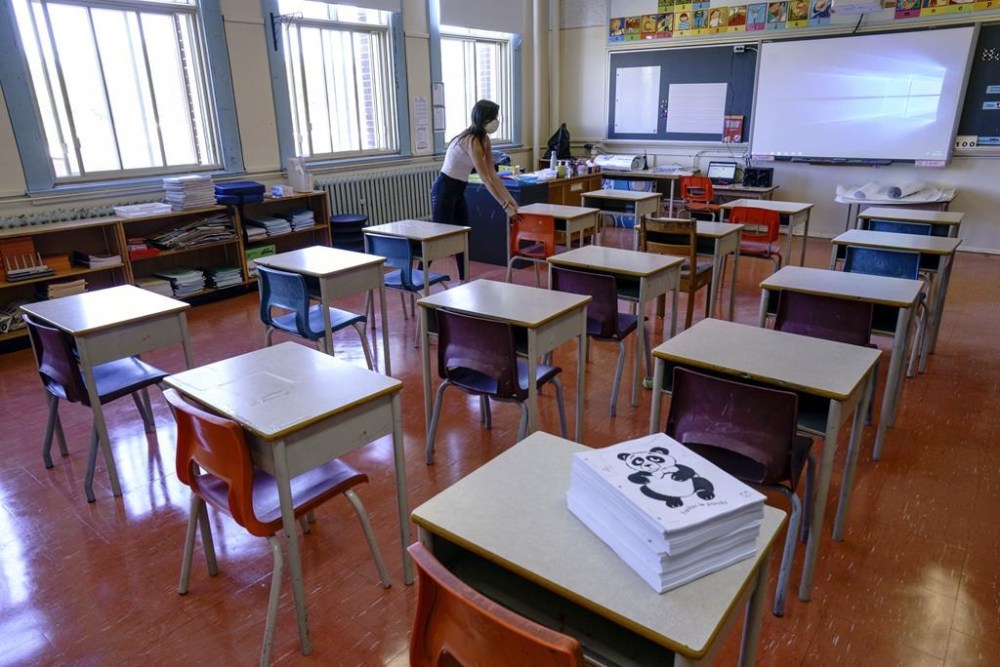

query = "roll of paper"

[886,181,925,199]
[594,154,644,171]
[852,182,883,200]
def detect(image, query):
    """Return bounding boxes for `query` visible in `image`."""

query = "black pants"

[430,173,468,279]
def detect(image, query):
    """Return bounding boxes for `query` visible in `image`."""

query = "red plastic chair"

[680,175,720,221]
[666,367,814,617]
[506,213,558,285]
[425,308,567,464]
[23,312,168,503]
[163,388,390,665]
[408,542,585,667]
[729,206,782,273]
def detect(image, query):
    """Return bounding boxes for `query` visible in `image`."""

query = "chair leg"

[260,536,284,667]
[772,490,801,617]
[516,404,530,442]
[364,291,376,332]
[343,489,392,588]
[131,388,156,433]
[84,426,100,503]
[685,290,696,329]
[801,453,815,544]
[505,258,514,283]
[179,495,217,593]
[398,292,408,318]
[610,340,626,417]
[264,326,274,348]
[299,516,311,534]
[532,260,541,287]
[42,393,64,468]
[552,377,568,438]
[425,381,451,465]
[352,321,376,371]
[199,500,219,576]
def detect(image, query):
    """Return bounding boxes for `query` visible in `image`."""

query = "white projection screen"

[750,27,977,163]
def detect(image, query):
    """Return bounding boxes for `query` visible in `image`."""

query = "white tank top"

[441,137,476,182]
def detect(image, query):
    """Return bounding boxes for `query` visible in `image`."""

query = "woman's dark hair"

[451,99,499,146]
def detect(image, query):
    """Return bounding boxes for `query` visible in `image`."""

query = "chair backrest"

[867,219,932,236]
[257,265,318,339]
[163,388,272,537]
[436,308,522,399]
[550,265,618,338]
[844,246,921,280]
[641,216,698,268]
[729,206,781,244]
[367,233,417,289]
[510,214,556,258]
[407,542,585,667]
[680,175,714,205]
[22,312,90,405]
[666,367,802,487]
[774,290,873,347]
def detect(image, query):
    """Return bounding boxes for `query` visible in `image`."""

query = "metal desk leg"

[833,370,874,541]
[873,307,914,461]
[273,439,312,654]
[799,399,844,601]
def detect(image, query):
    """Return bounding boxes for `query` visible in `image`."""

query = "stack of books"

[36,278,87,299]
[147,213,236,250]
[134,276,174,297]
[127,237,160,260]
[163,174,216,210]
[567,433,765,593]
[152,267,206,298]
[72,251,122,269]
[244,215,292,237]
[277,209,315,231]
[204,265,243,289]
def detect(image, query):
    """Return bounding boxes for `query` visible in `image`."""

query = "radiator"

[318,165,440,225]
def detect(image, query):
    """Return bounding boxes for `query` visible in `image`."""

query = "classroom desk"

[581,189,663,247]
[253,246,391,376]
[363,219,470,286]
[411,431,786,666]
[830,229,961,363]
[712,184,779,202]
[598,169,689,217]
[837,193,955,233]
[856,206,963,238]
[759,266,923,461]
[163,342,409,655]
[416,280,590,442]
[547,245,683,407]
[516,202,600,251]
[719,199,814,267]
[649,319,879,601]
[20,284,193,500]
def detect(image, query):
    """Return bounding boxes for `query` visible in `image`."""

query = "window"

[8,0,226,183]
[276,1,398,160]
[440,26,515,144]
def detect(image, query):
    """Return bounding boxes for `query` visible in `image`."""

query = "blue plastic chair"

[365,233,449,335]
[844,245,928,376]
[257,265,374,369]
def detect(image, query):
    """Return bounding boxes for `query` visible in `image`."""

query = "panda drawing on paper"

[618,445,715,508]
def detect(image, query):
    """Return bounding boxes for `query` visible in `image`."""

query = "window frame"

[264,0,410,168]
[0,0,242,194]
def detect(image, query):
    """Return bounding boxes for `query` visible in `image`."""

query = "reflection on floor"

[0,229,997,665]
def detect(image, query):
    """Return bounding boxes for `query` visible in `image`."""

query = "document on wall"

[413,96,431,152]
[614,66,661,134]
[665,83,727,135]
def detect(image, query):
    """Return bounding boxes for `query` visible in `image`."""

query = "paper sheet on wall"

[665,83,727,135]
[413,96,431,151]
[432,83,444,107]
[614,66,661,134]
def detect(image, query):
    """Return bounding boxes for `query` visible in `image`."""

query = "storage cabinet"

[238,192,331,277]
[546,173,603,206]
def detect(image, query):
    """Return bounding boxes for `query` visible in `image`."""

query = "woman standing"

[431,99,521,229]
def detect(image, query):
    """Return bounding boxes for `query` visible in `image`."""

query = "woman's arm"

[467,136,519,215]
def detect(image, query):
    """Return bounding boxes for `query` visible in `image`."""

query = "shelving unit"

[239,191,332,281]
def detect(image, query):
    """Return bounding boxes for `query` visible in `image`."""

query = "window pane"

[441,32,513,143]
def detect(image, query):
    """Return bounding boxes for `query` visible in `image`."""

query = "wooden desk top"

[857,207,964,226]
[417,279,590,329]
[583,189,662,202]
[254,245,384,277]
[411,431,786,659]
[548,245,683,277]
[720,199,814,214]
[20,284,189,336]
[517,203,600,220]
[760,266,923,308]
[364,220,469,241]
[696,221,743,238]
[831,229,962,255]
[164,342,402,440]
[653,319,879,401]
[599,169,692,181]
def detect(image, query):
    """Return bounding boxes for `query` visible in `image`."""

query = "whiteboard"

[614,66,661,134]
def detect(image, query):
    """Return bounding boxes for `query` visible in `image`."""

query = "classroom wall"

[558,13,1000,254]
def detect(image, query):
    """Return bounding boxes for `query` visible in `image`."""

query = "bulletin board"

[607,45,757,142]
[958,22,1000,147]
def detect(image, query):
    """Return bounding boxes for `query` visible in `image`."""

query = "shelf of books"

[239,191,332,251]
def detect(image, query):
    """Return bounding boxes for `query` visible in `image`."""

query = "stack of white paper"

[163,175,216,210]
[153,267,206,297]
[567,433,765,593]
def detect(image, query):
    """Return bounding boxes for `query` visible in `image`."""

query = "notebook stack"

[214,181,265,205]
[152,267,206,298]
[127,237,160,260]
[147,213,236,250]
[244,215,291,237]
[204,265,243,289]
[163,175,216,211]
[134,276,174,297]
[36,278,87,300]
[72,251,122,269]
[567,433,765,593]
[277,208,315,231]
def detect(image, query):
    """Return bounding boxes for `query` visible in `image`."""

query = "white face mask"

[484,119,500,134]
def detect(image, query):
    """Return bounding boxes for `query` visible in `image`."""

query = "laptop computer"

[706,162,738,186]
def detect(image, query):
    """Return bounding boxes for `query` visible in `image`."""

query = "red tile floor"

[0,229,997,665]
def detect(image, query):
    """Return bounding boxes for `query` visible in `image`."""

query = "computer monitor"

[706,162,738,185]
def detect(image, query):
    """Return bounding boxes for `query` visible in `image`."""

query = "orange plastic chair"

[729,206,782,272]
[408,542,585,667]
[505,213,557,285]
[164,388,390,665]
[680,175,720,221]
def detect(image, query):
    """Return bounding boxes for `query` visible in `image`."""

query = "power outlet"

[955,135,978,150]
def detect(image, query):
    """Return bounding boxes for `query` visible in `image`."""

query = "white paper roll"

[886,181,925,199]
